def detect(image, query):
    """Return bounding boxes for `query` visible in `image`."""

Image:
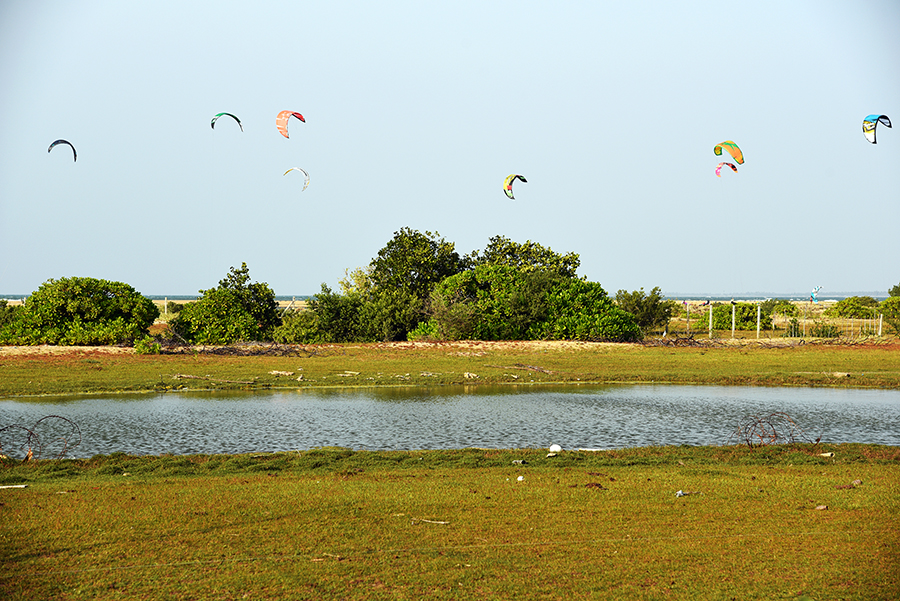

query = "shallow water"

[1,384,897,458]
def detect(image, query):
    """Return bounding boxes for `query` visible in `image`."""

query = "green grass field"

[2,445,898,600]
[2,341,899,599]
[2,339,900,398]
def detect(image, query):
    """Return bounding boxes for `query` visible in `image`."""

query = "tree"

[0,277,158,345]
[615,287,675,333]
[889,282,900,297]
[470,235,580,277]
[365,228,467,340]
[417,264,641,342]
[823,296,880,319]
[880,297,900,335]
[170,263,280,344]
[370,228,467,298]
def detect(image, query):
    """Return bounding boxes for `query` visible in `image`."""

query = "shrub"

[272,309,323,344]
[761,299,797,317]
[470,235,580,278]
[615,287,675,333]
[366,228,467,341]
[824,296,880,319]
[424,265,641,342]
[534,278,642,342]
[880,296,900,335]
[309,285,367,343]
[809,322,840,338]
[0,300,22,329]
[0,277,158,345]
[711,303,772,331]
[134,335,161,354]
[169,263,279,344]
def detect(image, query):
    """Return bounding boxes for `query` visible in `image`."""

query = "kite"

[862,114,891,144]
[283,167,310,191]
[211,112,243,131]
[48,139,77,162]
[810,286,821,303]
[715,162,738,177]
[713,140,744,164]
[276,111,305,138]
[503,174,527,199]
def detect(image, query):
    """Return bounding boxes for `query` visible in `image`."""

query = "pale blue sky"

[1,1,898,297]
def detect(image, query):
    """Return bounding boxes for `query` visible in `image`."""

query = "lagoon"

[1,385,897,459]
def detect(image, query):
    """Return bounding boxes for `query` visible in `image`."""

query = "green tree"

[880,297,900,335]
[0,277,158,345]
[615,287,675,333]
[470,235,580,277]
[535,278,641,342]
[370,228,467,299]
[823,296,879,319]
[0,300,21,329]
[365,228,467,340]
[419,264,640,342]
[888,282,900,297]
[170,263,280,344]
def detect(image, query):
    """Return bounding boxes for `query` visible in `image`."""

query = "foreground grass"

[1,445,898,600]
[2,340,900,398]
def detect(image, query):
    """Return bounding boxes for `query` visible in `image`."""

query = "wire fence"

[653,304,887,340]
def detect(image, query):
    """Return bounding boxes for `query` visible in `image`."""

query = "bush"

[761,299,797,317]
[272,309,323,344]
[535,278,642,342]
[134,335,161,354]
[711,303,772,331]
[470,235,580,278]
[615,287,675,333]
[0,300,22,329]
[366,228,467,341]
[309,285,367,343]
[423,265,641,342]
[425,265,557,341]
[170,263,280,344]
[809,322,840,338]
[880,297,900,335]
[824,296,880,319]
[0,277,158,345]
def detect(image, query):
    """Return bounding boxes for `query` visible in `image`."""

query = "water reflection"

[0,385,897,458]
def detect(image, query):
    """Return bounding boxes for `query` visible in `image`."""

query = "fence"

[657,302,886,340]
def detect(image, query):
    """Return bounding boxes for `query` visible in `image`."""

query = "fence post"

[686,303,690,334]
[709,304,713,339]
[756,303,760,338]
[879,314,883,337]
[164,296,168,316]
[731,300,735,339]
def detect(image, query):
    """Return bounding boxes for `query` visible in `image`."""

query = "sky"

[1,1,898,298]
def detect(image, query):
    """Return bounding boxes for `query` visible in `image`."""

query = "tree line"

[5,228,896,347]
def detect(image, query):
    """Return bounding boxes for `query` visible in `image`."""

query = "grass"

[2,342,898,598]
[1,340,900,398]
[2,445,899,600]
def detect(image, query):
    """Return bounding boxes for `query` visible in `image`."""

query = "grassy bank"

[1,445,898,600]
[1,340,900,398]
